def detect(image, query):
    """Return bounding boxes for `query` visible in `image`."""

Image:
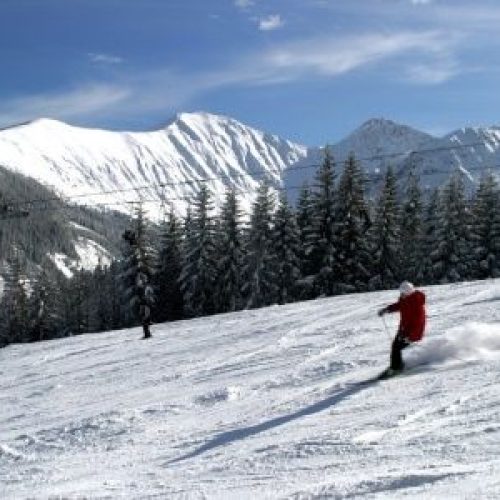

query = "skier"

[378,281,426,377]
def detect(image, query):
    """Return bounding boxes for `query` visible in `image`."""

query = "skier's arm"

[378,300,401,316]
[386,300,401,313]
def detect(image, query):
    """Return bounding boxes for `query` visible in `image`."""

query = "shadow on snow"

[166,378,376,465]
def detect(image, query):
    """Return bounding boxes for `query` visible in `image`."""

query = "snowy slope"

[0,112,309,218]
[1,280,500,498]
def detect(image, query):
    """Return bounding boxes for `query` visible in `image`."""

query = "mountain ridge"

[0,111,309,219]
[2,112,500,218]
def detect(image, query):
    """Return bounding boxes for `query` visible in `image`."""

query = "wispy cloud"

[405,60,459,84]
[88,53,124,65]
[234,0,254,10]
[262,31,459,79]
[258,14,284,31]
[0,84,130,127]
[411,0,433,5]
[0,30,462,128]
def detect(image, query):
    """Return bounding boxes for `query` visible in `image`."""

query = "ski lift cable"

[3,139,491,211]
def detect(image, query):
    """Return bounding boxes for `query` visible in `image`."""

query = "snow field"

[1,279,500,498]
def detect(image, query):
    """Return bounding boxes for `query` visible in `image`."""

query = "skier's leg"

[142,321,152,339]
[390,334,410,370]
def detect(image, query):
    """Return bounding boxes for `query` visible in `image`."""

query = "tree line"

[2,149,500,347]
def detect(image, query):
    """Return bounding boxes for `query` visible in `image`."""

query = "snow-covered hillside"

[334,118,433,173]
[2,113,500,218]
[284,119,500,196]
[402,126,500,192]
[0,112,309,218]
[1,280,500,498]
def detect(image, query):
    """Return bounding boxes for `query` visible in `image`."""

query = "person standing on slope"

[378,281,426,375]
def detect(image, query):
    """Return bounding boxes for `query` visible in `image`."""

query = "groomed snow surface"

[1,280,500,499]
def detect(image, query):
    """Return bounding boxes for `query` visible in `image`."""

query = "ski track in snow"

[1,280,500,498]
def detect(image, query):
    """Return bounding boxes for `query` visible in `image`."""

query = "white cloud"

[88,53,124,65]
[234,0,254,9]
[0,84,130,127]
[258,14,284,31]
[405,60,459,84]
[411,0,433,5]
[0,30,462,128]
[262,31,458,79]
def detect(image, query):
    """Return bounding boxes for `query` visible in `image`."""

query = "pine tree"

[432,173,472,283]
[179,186,218,317]
[334,153,371,292]
[272,193,301,304]
[0,250,30,345]
[121,202,156,328]
[29,266,65,341]
[89,262,113,332]
[421,188,440,285]
[215,189,243,313]
[400,166,424,283]
[67,269,90,335]
[155,209,184,321]
[369,166,401,290]
[108,260,125,329]
[295,182,316,279]
[470,172,500,278]
[242,181,277,308]
[310,147,337,296]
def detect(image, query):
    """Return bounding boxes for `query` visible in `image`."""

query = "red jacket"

[387,290,426,342]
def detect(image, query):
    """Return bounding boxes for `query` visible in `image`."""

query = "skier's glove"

[378,307,387,317]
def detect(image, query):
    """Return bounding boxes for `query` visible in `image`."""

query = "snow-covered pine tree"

[400,166,424,284]
[334,153,371,293]
[421,188,440,285]
[88,262,114,332]
[29,265,65,342]
[179,186,218,317]
[66,268,91,335]
[470,172,500,279]
[295,182,316,283]
[432,173,472,283]
[242,181,277,308]
[310,147,338,296]
[272,193,301,304]
[368,166,401,290]
[215,188,243,313]
[0,250,30,345]
[121,202,156,329]
[155,209,184,322]
[107,260,124,329]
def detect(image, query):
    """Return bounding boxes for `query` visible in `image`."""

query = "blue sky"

[1,0,499,145]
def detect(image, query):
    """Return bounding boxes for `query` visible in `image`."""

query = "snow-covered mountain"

[334,118,433,172]
[285,119,500,196]
[0,112,309,218]
[1,279,500,498]
[2,112,500,221]
[400,126,500,191]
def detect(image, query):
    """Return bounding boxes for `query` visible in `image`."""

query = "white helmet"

[399,281,415,296]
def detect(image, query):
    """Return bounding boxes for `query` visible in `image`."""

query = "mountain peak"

[333,117,434,164]
[354,117,433,138]
[167,111,236,128]
[358,117,400,130]
[0,109,310,220]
